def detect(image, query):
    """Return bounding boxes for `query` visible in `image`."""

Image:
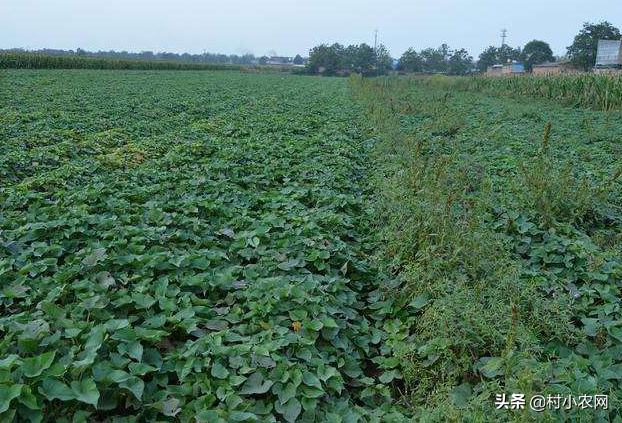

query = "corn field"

[417,74,622,111]
[0,52,246,71]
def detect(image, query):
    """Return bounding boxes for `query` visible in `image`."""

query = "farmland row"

[3,68,622,421]
[1,70,281,188]
[410,73,622,111]
[0,71,411,421]
[0,53,247,71]
[351,74,622,420]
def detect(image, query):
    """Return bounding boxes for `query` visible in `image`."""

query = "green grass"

[351,74,622,421]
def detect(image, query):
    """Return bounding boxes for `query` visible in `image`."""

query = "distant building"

[266,56,292,66]
[595,39,622,69]
[532,62,581,76]
[486,64,503,77]
[501,61,524,75]
[486,61,524,77]
[265,56,307,67]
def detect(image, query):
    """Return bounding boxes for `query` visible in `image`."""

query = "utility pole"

[501,29,507,47]
[374,29,378,67]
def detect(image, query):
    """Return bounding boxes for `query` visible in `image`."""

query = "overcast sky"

[3,0,622,58]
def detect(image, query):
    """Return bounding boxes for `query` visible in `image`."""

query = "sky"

[3,0,622,59]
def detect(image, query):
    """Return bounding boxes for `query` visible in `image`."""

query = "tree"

[438,44,451,62]
[354,43,376,74]
[477,46,498,72]
[342,45,360,70]
[497,45,521,64]
[138,51,155,60]
[567,21,621,70]
[307,43,344,75]
[420,46,447,73]
[397,48,423,72]
[339,44,375,74]
[477,45,521,72]
[240,53,255,65]
[521,40,554,71]
[375,44,393,74]
[293,54,304,65]
[258,56,268,65]
[447,48,473,75]
[159,52,180,61]
[306,42,392,76]
[397,45,471,74]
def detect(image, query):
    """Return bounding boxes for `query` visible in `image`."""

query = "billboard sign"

[596,39,622,66]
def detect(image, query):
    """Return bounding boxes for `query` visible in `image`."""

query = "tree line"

[306,43,393,76]
[306,21,621,76]
[477,22,621,72]
[5,21,619,75]
[396,44,473,75]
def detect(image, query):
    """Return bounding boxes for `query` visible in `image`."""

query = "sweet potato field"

[1,70,622,422]
[352,75,622,421]
[0,71,412,422]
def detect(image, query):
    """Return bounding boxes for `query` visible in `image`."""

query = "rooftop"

[533,62,560,67]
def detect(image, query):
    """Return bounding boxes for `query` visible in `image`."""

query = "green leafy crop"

[0,70,410,422]
[351,74,622,421]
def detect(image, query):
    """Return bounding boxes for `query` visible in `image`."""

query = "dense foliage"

[306,43,392,76]
[567,21,621,71]
[0,70,410,421]
[396,44,473,75]
[2,67,622,422]
[351,74,622,421]
[520,40,555,71]
[477,45,522,72]
[415,73,622,111]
